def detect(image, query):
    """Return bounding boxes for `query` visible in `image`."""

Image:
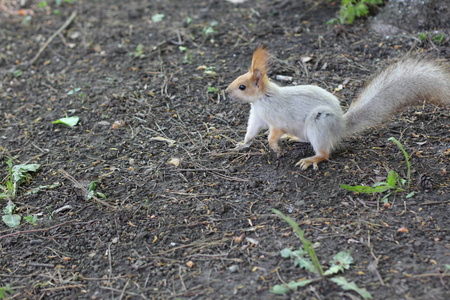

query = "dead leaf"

[168,157,181,167]
[186,261,194,268]
[301,56,312,63]
[112,120,125,129]
[233,233,245,243]
[397,226,409,233]
[149,136,176,147]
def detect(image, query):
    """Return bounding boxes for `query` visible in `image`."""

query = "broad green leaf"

[386,171,399,186]
[324,251,353,275]
[88,181,98,192]
[330,277,372,299]
[270,279,315,294]
[152,14,165,23]
[2,214,21,228]
[355,2,368,17]
[294,257,317,273]
[332,251,353,269]
[24,215,38,225]
[0,193,9,199]
[280,248,294,258]
[270,284,290,295]
[346,4,356,24]
[287,279,315,289]
[52,116,79,127]
[3,200,15,215]
[11,164,41,195]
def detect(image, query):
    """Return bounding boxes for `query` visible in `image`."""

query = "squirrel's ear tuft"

[250,45,270,76]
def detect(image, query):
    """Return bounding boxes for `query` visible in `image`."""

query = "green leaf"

[96,192,106,199]
[3,200,16,215]
[52,116,79,127]
[2,214,21,228]
[340,184,392,194]
[24,215,38,225]
[67,87,81,95]
[355,2,368,17]
[280,248,294,258]
[270,279,315,294]
[330,277,372,299]
[207,87,219,93]
[11,164,41,195]
[270,284,291,295]
[152,14,165,23]
[405,191,417,199]
[294,256,317,273]
[346,4,356,24]
[324,251,353,275]
[386,170,399,187]
[88,181,98,192]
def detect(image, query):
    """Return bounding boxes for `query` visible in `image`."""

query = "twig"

[27,11,77,66]
[0,220,78,240]
[58,169,116,209]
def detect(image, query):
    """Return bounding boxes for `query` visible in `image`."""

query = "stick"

[27,11,77,66]
[0,220,77,240]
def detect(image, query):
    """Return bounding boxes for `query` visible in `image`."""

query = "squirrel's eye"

[239,85,246,91]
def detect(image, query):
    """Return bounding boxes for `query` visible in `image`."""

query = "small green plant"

[129,44,146,59]
[271,209,372,298]
[419,32,428,42]
[0,284,13,299]
[38,1,48,8]
[331,0,383,25]
[418,32,446,45]
[55,0,75,5]
[179,46,193,64]
[67,87,85,101]
[433,32,446,45]
[86,180,106,201]
[202,20,218,38]
[52,116,79,127]
[207,87,219,93]
[2,200,21,228]
[24,215,38,225]
[341,137,416,203]
[152,13,165,23]
[0,158,41,199]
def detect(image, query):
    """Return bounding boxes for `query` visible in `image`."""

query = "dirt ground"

[0,0,449,299]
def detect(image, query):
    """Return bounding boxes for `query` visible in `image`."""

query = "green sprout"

[271,209,372,299]
[129,44,146,59]
[341,137,416,203]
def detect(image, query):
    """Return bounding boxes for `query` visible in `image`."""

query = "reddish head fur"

[225,45,271,103]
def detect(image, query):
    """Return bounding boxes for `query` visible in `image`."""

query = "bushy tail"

[343,58,450,136]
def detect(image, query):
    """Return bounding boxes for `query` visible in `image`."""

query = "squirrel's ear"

[252,68,263,88]
[250,45,269,76]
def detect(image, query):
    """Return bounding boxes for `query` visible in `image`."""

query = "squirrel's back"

[344,58,450,135]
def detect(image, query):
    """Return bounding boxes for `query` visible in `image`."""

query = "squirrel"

[225,45,450,170]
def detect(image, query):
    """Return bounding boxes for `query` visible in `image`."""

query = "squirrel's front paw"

[233,141,250,151]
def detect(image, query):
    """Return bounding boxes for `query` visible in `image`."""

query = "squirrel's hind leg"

[296,106,344,170]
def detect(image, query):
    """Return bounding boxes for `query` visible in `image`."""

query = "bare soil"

[0,0,449,299]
